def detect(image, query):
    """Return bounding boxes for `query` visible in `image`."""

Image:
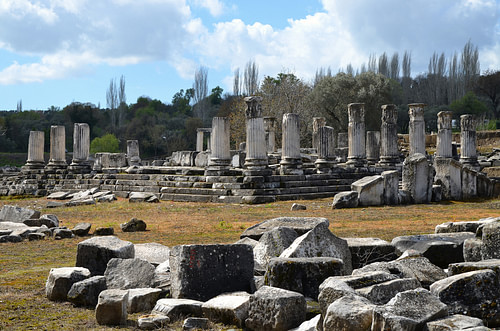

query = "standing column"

[206,117,231,173]
[378,104,399,166]
[366,131,380,165]
[244,96,268,171]
[435,111,453,159]
[47,125,67,169]
[460,114,478,167]
[263,117,277,153]
[315,126,336,173]
[312,117,326,152]
[69,123,91,172]
[408,103,426,156]
[196,129,204,152]
[127,140,141,166]
[347,103,366,167]
[23,131,45,170]
[280,113,303,175]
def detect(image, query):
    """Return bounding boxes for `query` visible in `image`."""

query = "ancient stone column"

[366,131,380,165]
[312,117,326,152]
[47,125,66,169]
[435,111,453,159]
[69,123,90,172]
[280,113,303,175]
[208,117,231,167]
[263,117,277,153]
[196,129,204,152]
[378,104,399,166]
[347,103,366,167]
[127,140,141,166]
[244,96,268,170]
[315,126,336,173]
[460,114,478,167]
[24,131,45,170]
[408,103,426,156]
[337,132,348,148]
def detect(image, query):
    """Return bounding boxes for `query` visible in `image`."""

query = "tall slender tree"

[193,66,209,122]
[243,60,259,96]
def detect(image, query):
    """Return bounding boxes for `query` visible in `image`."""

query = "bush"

[90,133,120,154]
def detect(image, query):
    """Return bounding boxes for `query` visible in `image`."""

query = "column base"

[68,162,92,174]
[280,159,303,175]
[314,159,335,174]
[21,162,45,174]
[204,165,231,176]
[244,158,269,170]
[346,157,366,167]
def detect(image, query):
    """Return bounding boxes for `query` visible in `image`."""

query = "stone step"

[159,193,216,203]
[275,191,341,201]
[160,187,229,196]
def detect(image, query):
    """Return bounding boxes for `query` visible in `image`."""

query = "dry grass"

[1,196,499,330]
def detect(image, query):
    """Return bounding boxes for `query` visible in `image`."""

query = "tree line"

[0,41,498,158]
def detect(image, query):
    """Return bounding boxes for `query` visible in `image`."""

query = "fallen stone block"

[170,244,254,301]
[28,232,45,241]
[331,191,358,209]
[137,314,170,330]
[67,275,107,308]
[464,238,483,262]
[430,269,500,326]
[39,214,59,228]
[76,236,134,275]
[65,197,96,207]
[346,237,397,269]
[72,222,91,236]
[280,222,352,275]
[355,277,421,304]
[0,205,40,223]
[105,258,155,290]
[235,237,259,248]
[201,292,250,328]
[47,191,72,200]
[480,221,500,260]
[121,218,147,232]
[94,226,114,236]
[291,203,307,211]
[0,234,23,243]
[129,192,158,203]
[382,170,399,205]
[54,228,74,240]
[182,317,210,330]
[372,288,448,330]
[351,175,384,206]
[435,217,499,234]
[95,289,129,326]
[253,227,298,269]
[323,294,374,331]
[402,153,434,204]
[152,298,203,321]
[245,286,306,331]
[134,242,170,266]
[265,257,344,300]
[240,217,329,240]
[289,314,320,331]
[391,232,475,268]
[46,267,91,301]
[448,259,500,277]
[128,288,162,313]
[46,201,64,208]
[426,314,484,330]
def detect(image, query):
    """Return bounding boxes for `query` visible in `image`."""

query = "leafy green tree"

[450,91,489,119]
[90,133,120,154]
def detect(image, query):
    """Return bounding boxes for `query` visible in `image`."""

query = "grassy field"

[0,196,499,330]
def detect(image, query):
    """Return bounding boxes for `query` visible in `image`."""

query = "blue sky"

[0,0,499,111]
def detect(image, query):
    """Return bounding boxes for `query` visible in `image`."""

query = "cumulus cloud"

[191,0,225,17]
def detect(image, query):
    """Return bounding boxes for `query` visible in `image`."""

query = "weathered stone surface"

[245,286,306,331]
[432,184,443,202]
[96,194,116,203]
[182,317,210,330]
[430,269,500,326]
[481,221,500,260]
[129,192,158,203]
[355,277,421,305]
[153,260,171,290]
[170,244,254,301]
[0,205,40,223]
[127,288,162,313]
[46,201,64,208]
[253,227,298,269]
[280,222,352,275]
[332,191,358,209]
[46,267,91,301]
[464,238,483,262]
[346,237,397,269]
[435,217,499,234]
[28,232,46,241]
[382,170,399,205]
[0,234,22,243]
[95,289,129,326]
[105,258,155,290]
[134,242,170,266]
[65,197,95,207]
[72,222,91,236]
[0,221,28,231]
[426,314,484,330]
[152,298,203,321]
[291,203,307,211]
[391,232,475,268]
[351,175,384,206]
[448,259,500,277]
[201,292,250,328]
[265,257,344,300]
[434,158,463,200]
[289,314,320,331]
[54,228,74,239]
[235,237,259,248]
[67,275,107,307]
[47,191,72,200]
[323,294,374,331]
[240,217,329,240]
[76,236,134,275]
[120,218,147,232]
[398,189,412,204]
[353,256,447,288]
[372,288,448,331]
[94,227,114,236]
[137,314,170,330]
[402,153,435,204]
[39,214,59,228]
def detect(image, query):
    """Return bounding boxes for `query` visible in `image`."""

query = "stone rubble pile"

[42,215,500,330]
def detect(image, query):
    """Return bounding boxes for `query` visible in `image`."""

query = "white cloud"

[191,0,224,17]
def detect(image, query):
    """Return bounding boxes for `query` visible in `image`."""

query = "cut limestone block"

[245,286,306,331]
[67,275,107,307]
[323,294,374,331]
[95,289,129,326]
[426,314,484,331]
[253,227,298,269]
[127,288,162,313]
[152,298,203,322]
[76,236,134,275]
[46,267,91,301]
[351,175,384,206]
[345,237,397,269]
[331,191,358,209]
[104,258,155,290]
[240,217,329,240]
[170,244,254,301]
[201,292,250,328]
